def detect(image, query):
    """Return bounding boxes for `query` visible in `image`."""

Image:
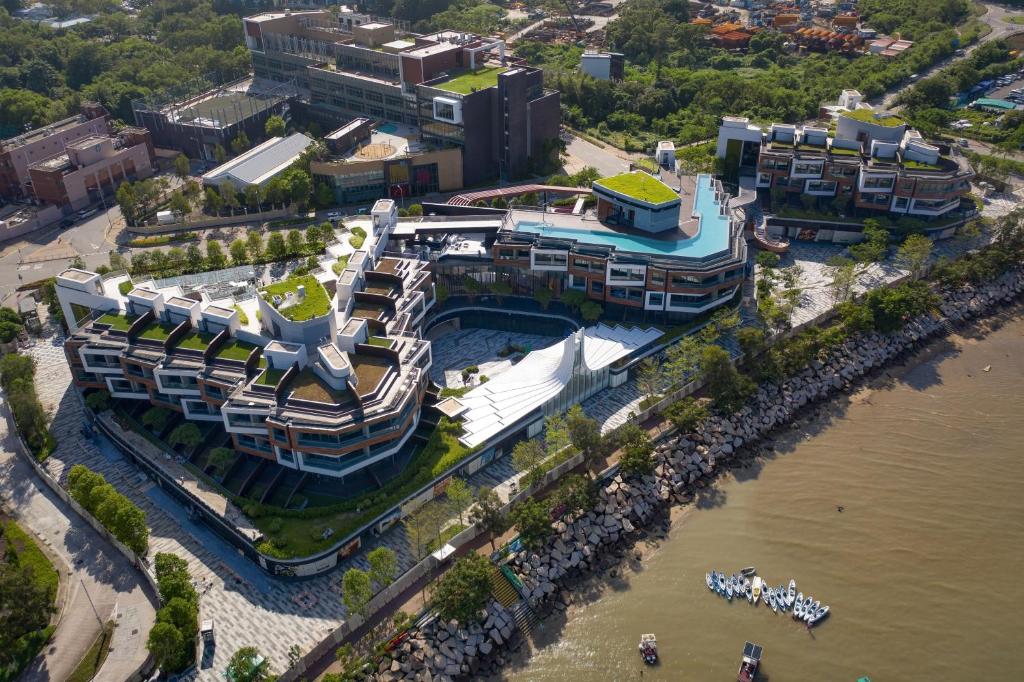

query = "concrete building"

[243,10,560,183]
[200,132,314,190]
[716,92,974,221]
[28,128,156,211]
[54,201,437,480]
[0,103,109,200]
[581,51,625,81]
[592,172,681,233]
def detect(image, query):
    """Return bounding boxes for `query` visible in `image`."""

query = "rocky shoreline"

[369,264,1024,682]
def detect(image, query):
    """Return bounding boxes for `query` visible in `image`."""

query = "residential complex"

[0,103,156,213]
[56,200,436,481]
[717,91,974,220]
[242,9,560,184]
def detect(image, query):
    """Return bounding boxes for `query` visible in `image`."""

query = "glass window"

[591,281,604,293]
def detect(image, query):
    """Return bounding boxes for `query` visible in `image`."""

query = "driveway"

[0,399,157,682]
[562,133,631,178]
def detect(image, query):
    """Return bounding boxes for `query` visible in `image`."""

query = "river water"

[506,310,1024,681]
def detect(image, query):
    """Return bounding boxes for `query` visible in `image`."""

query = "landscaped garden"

[260,275,331,321]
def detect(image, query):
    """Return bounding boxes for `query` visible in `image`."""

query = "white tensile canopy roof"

[454,324,662,448]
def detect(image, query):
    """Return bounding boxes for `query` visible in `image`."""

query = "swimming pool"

[515,175,732,260]
[377,123,398,134]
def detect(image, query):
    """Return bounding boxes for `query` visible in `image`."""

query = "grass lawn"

[215,338,258,361]
[0,519,59,682]
[841,108,904,126]
[1005,15,1024,24]
[255,367,287,386]
[427,523,467,553]
[175,329,217,352]
[96,312,135,331]
[261,275,331,321]
[366,336,393,348]
[137,320,178,342]
[595,172,678,204]
[331,254,351,275]
[65,621,114,682]
[435,66,508,94]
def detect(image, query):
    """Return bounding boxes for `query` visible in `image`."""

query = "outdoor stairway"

[511,601,538,637]
[489,565,521,608]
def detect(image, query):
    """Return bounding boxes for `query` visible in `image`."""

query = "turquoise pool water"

[377,123,398,134]
[516,175,731,259]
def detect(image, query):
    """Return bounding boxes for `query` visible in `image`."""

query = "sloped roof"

[454,324,662,448]
[201,133,314,188]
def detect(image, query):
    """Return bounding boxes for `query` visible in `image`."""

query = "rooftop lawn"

[902,158,942,171]
[828,146,862,157]
[841,108,904,127]
[287,367,353,404]
[175,329,217,352]
[256,366,286,386]
[216,338,258,361]
[96,312,135,331]
[137,320,178,342]
[366,335,394,348]
[435,66,508,94]
[350,355,393,396]
[261,275,331,322]
[595,172,679,204]
[351,303,387,320]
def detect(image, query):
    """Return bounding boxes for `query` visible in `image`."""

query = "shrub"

[0,354,55,461]
[84,390,112,413]
[430,554,492,624]
[167,423,202,451]
[67,464,149,555]
[349,225,367,249]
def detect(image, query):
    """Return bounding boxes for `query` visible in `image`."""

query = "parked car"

[326,210,344,220]
[76,206,99,220]
[959,138,970,147]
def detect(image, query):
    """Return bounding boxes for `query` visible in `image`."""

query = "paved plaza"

[428,328,560,388]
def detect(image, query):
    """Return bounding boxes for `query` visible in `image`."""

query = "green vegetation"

[67,464,149,556]
[0,519,59,682]
[97,311,134,331]
[366,336,393,348]
[261,275,330,321]
[0,354,56,461]
[175,329,216,351]
[216,339,257,362]
[148,554,198,673]
[127,233,198,248]
[331,254,350,275]
[438,385,472,398]
[840,108,904,126]
[430,554,493,624]
[341,568,373,617]
[117,280,133,296]
[137,320,178,342]
[256,367,286,386]
[436,65,508,94]
[595,172,678,204]
[349,225,367,249]
[0,307,24,344]
[510,497,552,550]
[66,621,114,682]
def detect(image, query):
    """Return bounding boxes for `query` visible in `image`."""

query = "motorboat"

[804,600,821,622]
[793,592,805,619]
[737,641,763,682]
[768,589,778,612]
[726,578,734,600]
[731,574,739,594]
[706,572,714,591]
[751,577,762,603]
[639,634,658,665]
[787,580,797,607]
[776,585,787,611]
[802,596,814,615]
[718,573,728,594]
[742,578,752,602]
[740,566,757,577]
[761,585,772,607]
[809,605,830,626]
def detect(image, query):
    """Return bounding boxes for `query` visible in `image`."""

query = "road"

[0,397,157,682]
[561,132,632,177]
[877,2,1024,111]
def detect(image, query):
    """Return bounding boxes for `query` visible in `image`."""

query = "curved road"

[0,400,157,682]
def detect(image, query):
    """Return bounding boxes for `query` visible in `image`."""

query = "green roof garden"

[434,66,508,95]
[366,336,394,348]
[255,366,286,386]
[136,320,178,342]
[261,275,331,322]
[828,146,862,157]
[215,338,258,361]
[902,158,942,171]
[595,172,680,204]
[175,329,217,352]
[287,368,354,405]
[350,355,393,397]
[841,108,904,127]
[96,312,135,332]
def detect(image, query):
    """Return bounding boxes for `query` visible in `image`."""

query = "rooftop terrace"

[175,329,217,352]
[594,172,680,205]
[841,108,904,127]
[287,368,354,405]
[261,276,331,321]
[137,320,178,342]
[215,338,258,362]
[434,66,508,95]
[96,311,135,332]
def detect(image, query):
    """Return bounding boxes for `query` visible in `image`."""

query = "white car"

[325,210,343,220]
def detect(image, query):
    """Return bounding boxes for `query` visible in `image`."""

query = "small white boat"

[776,585,787,611]
[762,585,772,607]
[809,605,830,626]
[740,566,757,577]
[742,578,752,602]
[706,572,714,590]
[787,580,797,607]
[802,596,814,614]
[751,577,762,604]
[726,578,734,600]
[793,592,805,619]
[768,589,778,612]
[718,573,728,594]
[804,600,821,622]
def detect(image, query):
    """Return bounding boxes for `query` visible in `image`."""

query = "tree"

[430,554,492,624]
[314,182,334,208]
[287,229,305,255]
[168,191,191,219]
[489,280,512,303]
[341,568,373,618]
[147,622,185,672]
[213,145,226,164]
[168,423,202,451]
[266,232,287,260]
[553,473,594,516]
[825,255,858,304]
[219,184,240,213]
[468,487,508,549]
[173,154,190,181]
[534,286,553,310]
[154,553,194,605]
[618,424,654,477]
[226,646,270,682]
[230,238,249,265]
[264,114,286,137]
[246,231,264,261]
[849,220,889,263]
[206,240,227,270]
[897,234,934,280]
[207,447,235,478]
[245,185,262,212]
[510,497,552,550]
[700,345,754,414]
[366,547,397,591]
[580,300,602,322]
[565,404,602,477]
[560,288,586,312]
[663,396,708,435]
[230,131,251,155]
[84,389,111,413]
[636,357,661,404]
[511,438,545,486]
[445,477,473,525]
[404,502,446,561]
[0,561,56,656]
[204,186,224,214]
[756,250,780,270]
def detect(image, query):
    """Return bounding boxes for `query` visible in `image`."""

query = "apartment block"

[56,200,437,480]
[243,10,560,183]
[716,92,974,220]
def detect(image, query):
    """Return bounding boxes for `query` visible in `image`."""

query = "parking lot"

[980,70,1024,103]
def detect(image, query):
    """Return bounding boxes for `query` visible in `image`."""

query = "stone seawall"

[370,264,1024,682]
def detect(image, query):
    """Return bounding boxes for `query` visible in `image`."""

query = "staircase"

[489,565,539,636]
[511,601,538,636]
[489,565,520,607]
[745,203,790,253]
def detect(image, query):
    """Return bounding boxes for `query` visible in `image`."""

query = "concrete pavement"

[0,397,157,682]
[562,133,631,178]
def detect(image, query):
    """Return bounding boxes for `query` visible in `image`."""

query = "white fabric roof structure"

[455,324,662,448]
[201,133,313,189]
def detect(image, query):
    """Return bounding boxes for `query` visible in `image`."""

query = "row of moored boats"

[705,568,830,627]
